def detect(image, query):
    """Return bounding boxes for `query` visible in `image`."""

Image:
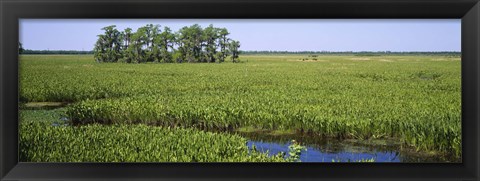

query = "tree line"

[240,50,461,56]
[93,24,240,63]
[20,50,94,55]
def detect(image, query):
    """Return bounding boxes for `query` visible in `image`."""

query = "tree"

[217,28,230,63]
[93,25,122,62]
[19,42,24,54]
[154,26,175,63]
[126,27,149,63]
[120,28,133,63]
[177,24,204,63]
[122,28,133,50]
[229,40,240,63]
[93,35,107,62]
[203,24,219,63]
[143,24,161,62]
[174,31,186,63]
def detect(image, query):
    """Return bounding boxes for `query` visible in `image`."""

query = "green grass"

[19,54,462,160]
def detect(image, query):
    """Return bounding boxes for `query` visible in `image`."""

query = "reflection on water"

[248,140,400,162]
[239,131,458,163]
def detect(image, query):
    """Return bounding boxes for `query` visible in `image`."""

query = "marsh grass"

[20,54,461,160]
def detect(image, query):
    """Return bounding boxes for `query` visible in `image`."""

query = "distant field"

[19,54,461,162]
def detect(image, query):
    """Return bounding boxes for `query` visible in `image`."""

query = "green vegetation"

[332,158,376,162]
[19,54,461,162]
[286,140,307,162]
[19,109,285,162]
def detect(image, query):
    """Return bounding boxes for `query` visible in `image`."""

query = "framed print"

[1,0,479,180]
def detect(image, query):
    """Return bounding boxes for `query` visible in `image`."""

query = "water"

[51,117,70,127]
[239,131,457,162]
[248,140,400,162]
[22,102,67,110]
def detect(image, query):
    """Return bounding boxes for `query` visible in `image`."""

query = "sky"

[19,19,461,52]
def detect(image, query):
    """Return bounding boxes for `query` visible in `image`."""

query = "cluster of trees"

[94,24,241,63]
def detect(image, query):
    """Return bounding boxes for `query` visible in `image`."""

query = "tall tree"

[174,31,186,63]
[143,24,161,62]
[125,27,149,63]
[120,28,133,63]
[122,28,133,50]
[229,40,241,63]
[203,24,219,63]
[93,35,107,62]
[177,24,204,63]
[19,42,24,54]
[93,25,122,62]
[217,28,230,63]
[154,26,176,63]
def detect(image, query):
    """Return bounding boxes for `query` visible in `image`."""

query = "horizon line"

[21,49,462,53]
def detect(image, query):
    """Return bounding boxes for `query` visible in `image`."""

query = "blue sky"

[19,19,461,52]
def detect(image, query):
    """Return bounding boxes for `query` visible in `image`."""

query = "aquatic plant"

[19,119,285,162]
[332,158,375,162]
[286,140,307,162]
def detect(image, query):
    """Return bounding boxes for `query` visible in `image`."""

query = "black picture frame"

[1,0,479,180]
